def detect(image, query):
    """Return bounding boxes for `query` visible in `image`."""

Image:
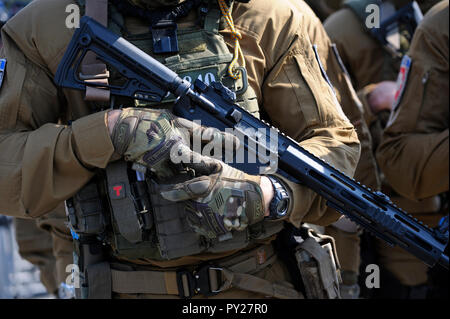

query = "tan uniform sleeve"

[296,1,380,191]
[229,1,361,227]
[269,30,360,226]
[0,26,114,218]
[376,2,449,200]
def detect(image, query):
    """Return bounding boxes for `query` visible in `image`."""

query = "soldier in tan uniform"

[377,0,448,202]
[290,0,380,298]
[0,0,360,298]
[1,0,73,297]
[377,0,449,297]
[324,0,444,298]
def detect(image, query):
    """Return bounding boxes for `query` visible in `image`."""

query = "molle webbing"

[148,179,284,260]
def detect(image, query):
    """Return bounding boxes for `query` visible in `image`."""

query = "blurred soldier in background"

[377,0,449,299]
[290,0,381,299]
[324,0,444,298]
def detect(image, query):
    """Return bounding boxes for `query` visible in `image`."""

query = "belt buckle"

[176,264,224,298]
[194,264,224,297]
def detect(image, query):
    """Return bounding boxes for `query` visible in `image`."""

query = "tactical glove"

[159,145,265,238]
[109,108,237,179]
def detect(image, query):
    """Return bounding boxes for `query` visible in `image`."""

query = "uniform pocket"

[282,51,321,127]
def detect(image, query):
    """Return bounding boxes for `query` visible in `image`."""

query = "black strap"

[86,262,112,299]
[105,161,143,243]
[109,0,204,53]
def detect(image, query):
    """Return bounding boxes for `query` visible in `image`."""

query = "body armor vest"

[67,0,284,262]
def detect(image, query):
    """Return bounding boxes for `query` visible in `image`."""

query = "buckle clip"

[195,264,224,297]
[176,269,196,299]
[151,21,179,54]
[176,264,224,298]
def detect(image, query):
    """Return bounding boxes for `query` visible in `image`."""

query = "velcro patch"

[393,55,412,111]
[110,183,126,199]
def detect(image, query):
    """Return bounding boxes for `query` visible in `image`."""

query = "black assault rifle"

[55,16,448,270]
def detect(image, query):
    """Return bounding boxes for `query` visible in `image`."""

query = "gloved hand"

[158,147,267,238]
[107,108,237,179]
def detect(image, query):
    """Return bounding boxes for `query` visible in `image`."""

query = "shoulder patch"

[0,58,6,89]
[392,55,411,112]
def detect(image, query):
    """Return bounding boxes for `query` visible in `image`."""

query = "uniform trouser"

[13,217,58,294]
[14,202,73,293]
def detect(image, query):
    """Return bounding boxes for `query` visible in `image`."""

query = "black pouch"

[103,161,160,259]
[66,178,107,235]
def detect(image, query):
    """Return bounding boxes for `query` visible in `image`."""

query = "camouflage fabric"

[160,155,264,238]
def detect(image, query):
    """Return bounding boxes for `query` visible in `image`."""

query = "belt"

[90,244,303,299]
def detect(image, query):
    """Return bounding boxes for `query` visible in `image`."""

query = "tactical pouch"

[103,160,161,259]
[148,175,285,260]
[66,178,107,235]
[295,228,342,299]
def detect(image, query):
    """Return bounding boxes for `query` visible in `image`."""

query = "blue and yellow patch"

[0,58,6,89]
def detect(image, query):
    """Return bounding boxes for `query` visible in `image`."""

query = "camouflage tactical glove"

[109,108,237,179]
[159,149,266,238]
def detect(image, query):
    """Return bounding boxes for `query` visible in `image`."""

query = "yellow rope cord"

[217,0,246,79]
